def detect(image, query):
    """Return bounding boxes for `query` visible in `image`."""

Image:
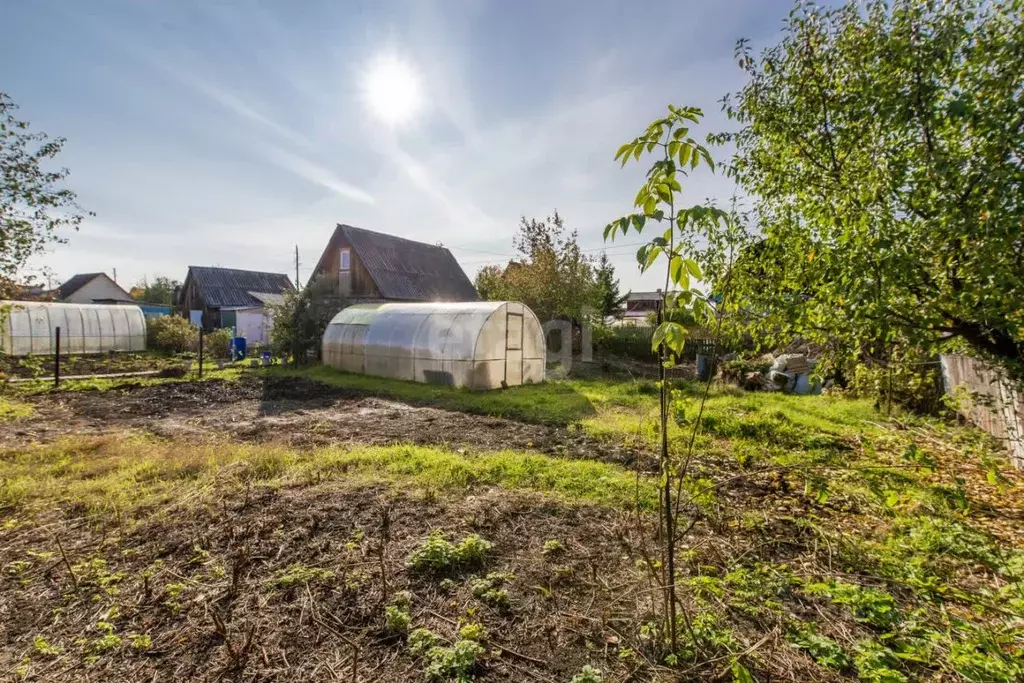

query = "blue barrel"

[231,337,247,361]
[696,353,716,381]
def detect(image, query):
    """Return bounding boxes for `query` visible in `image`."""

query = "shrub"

[146,316,197,353]
[269,276,340,363]
[203,328,233,359]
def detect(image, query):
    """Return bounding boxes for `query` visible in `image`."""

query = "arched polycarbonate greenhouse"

[322,302,545,389]
[0,301,147,356]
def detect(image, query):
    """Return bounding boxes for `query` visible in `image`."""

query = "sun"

[361,54,423,126]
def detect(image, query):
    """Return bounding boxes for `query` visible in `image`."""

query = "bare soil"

[4,376,646,467]
[0,481,832,683]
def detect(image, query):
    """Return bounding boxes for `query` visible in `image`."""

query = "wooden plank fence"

[940,354,1024,469]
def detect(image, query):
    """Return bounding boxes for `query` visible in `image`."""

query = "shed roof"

[185,267,293,308]
[315,224,478,302]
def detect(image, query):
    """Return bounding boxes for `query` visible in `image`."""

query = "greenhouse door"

[504,309,524,387]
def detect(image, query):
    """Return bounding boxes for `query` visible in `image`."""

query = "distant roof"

[57,273,102,299]
[56,273,133,302]
[317,224,477,302]
[626,291,665,302]
[185,267,294,308]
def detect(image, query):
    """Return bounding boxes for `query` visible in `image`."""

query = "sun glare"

[361,54,423,126]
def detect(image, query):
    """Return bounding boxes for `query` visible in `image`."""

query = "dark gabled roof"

[318,224,477,302]
[185,266,293,308]
[57,273,104,299]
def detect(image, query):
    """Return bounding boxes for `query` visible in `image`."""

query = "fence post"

[198,328,204,378]
[54,326,61,388]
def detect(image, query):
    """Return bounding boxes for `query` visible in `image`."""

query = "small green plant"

[385,591,413,634]
[408,627,486,682]
[805,581,898,629]
[408,531,493,573]
[33,636,60,657]
[271,563,335,588]
[409,628,441,656]
[128,634,152,650]
[469,573,513,612]
[458,622,488,643]
[541,539,564,557]
[424,639,486,682]
[90,621,122,655]
[786,623,851,670]
[570,664,604,683]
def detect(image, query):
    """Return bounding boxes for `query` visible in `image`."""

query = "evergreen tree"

[595,252,625,319]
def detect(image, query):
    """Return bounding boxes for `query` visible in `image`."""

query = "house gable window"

[340,248,351,271]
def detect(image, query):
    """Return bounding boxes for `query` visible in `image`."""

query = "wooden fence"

[940,354,1024,469]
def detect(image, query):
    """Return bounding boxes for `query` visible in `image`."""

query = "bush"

[269,276,340,363]
[146,316,197,353]
[203,328,233,360]
[845,348,945,414]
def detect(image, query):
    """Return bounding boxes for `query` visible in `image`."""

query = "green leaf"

[651,322,687,355]
[684,258,702,279]
[678,144,692,167]
[614,142,632,161]
[630,214,646,232]
[731,660,755,683]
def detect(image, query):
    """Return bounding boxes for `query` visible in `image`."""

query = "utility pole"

[294,245,300,289]
[112,267,117,283]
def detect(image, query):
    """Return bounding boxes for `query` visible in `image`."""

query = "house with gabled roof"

[178,266,293,342]
[56,272,133,304]
[309,224,477,304]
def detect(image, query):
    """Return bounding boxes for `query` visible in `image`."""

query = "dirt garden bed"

[2,375,645,467]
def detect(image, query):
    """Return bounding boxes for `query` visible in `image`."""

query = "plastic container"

[230,336,247,361]
[696,353,717,382]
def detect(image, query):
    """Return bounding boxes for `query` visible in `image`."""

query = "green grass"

[0,394,33,420]
[9,365,245,395]
[0,436,656,518]
[268,364,659,425]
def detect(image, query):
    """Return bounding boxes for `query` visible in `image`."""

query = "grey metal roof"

[186,266,293,308]
[337,224,478,301]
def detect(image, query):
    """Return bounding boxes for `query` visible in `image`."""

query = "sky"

[1,0,802,293]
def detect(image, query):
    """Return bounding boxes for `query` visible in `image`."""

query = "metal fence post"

[54,326,61,388]
[198,328,204,378]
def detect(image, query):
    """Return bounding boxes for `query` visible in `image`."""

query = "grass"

[0,435,656,519]
[0,394,33,420]
[268,364,658,425]
[7,365,245,395]
[3,365,1023,681]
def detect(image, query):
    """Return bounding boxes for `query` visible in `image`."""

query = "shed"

[322,301,545,389]
[179,266,293,336]
[0,301,146,356]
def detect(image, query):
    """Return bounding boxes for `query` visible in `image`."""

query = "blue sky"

[1,0,799,292]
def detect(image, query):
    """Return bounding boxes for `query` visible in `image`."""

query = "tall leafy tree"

[130,276,180,305]
[720,0,1024,381]
[594,252,626,319]
[0,93,90,298]
[474,212,599,323]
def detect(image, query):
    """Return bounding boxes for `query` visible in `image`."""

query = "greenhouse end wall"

[322,301,545,390]
[0,301,147,356]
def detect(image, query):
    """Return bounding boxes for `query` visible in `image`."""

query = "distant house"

[309,224,477,305]
[178,266,294,343]
[622,291,663,324]
[56,273,133,304]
